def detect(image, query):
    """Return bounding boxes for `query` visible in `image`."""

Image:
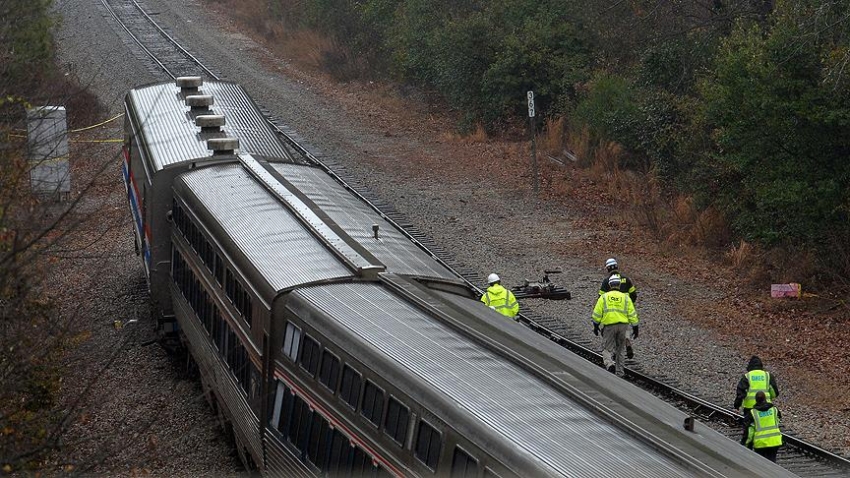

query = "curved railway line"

[99,0,850,475]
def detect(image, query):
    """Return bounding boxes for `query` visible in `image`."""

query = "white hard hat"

[605,258,618,272]
[608,273,622,289]
[487,273,500,284]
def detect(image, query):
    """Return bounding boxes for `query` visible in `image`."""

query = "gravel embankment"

[51,0,849,472]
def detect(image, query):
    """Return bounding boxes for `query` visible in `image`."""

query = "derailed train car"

[122,78,796,477]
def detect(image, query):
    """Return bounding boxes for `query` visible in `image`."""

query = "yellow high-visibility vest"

[481,284,519,318]
[742,370,773,409]
[748,407,783,449]
[591,290,638,326]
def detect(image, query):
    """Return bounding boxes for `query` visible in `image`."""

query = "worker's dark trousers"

[755,446,779,462]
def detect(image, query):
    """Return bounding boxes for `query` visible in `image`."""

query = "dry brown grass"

[214,0,336,74]
[439,123,490,144]
[540,120,735,251]
[723,240,821,286]
[539,117,566,158]
[726,240,756,269]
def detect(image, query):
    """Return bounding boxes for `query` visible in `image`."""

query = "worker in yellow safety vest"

[599,258,639,359]
[481,273,519,318]
[734,355,779,416]
[591,275,639,376]
[742,391,783,462]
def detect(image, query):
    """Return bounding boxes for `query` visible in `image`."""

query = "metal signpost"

[527,91,538,195]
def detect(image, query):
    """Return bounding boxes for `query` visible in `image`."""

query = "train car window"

[339,365,362,409]
[204,301,214,334]
[194,225,202,254]
[270,380,285,429]
[234,279,243,309]
[278,385,295,436]
[204,241,214,269]
[171,247,179,280]
[250,364,261,403]
[199,290,208,328]
[384,397,409,446]
[451,447,478,478]
[225,327,237,370]
[213,254,223,285]
[318,350,341,392]
[215,316,228,352]
[299,335,320,377]
[295,401,312,453]
[212,307,223,348]
[360,380,384,426]
[173,202,183,234]
[283,322,301,361]
[192,279,201,314]
[228,340,249,394]
[327,429,351,474]
[287,395,308,451]
[189,221,198,252]
[351,446,369,476]
[233,281,243,315]
[225,269,235,302]
[306,412,330,470]
[243,291,252,326]
[415,420,442,471]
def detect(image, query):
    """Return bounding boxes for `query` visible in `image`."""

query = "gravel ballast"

[50,0,849,472]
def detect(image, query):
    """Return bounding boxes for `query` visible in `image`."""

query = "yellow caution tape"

[7,135,121,143]
[10,113,124,134]
[71,139,123,143]
[69,113,124,132]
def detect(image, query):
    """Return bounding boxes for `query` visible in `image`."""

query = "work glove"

[592,323,599,336]
[632,325,639,339]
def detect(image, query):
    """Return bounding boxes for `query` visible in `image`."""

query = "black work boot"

[607,365,616,374]
[626,345,634,359]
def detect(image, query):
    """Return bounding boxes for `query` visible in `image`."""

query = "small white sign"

[527,91,535,117]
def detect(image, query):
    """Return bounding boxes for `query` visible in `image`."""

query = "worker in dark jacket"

[599,258,638,358]
[741,391,783,462]
[734,355,779,416]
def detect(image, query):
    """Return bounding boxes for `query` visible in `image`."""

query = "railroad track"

[102,2,850,476]
[100,0,218,80]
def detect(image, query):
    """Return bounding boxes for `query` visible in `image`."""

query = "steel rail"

[99,0,218,80]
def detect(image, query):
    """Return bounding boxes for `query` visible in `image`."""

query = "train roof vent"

[186,94,214,112]
[195,114,226,132]
[208,137,239,155]
[176,76,203,92]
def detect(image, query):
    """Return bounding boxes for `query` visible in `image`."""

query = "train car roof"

[429,287,798,477]
[267,162,455,280]
[173,155,457,301]
[125,80,294,171]
[175,162,351,299]
[289,281,793,478]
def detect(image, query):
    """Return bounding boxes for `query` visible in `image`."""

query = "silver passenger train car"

[122,78,796,477]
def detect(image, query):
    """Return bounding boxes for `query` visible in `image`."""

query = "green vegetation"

[0,0,55,90]
[287,0,850,282]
